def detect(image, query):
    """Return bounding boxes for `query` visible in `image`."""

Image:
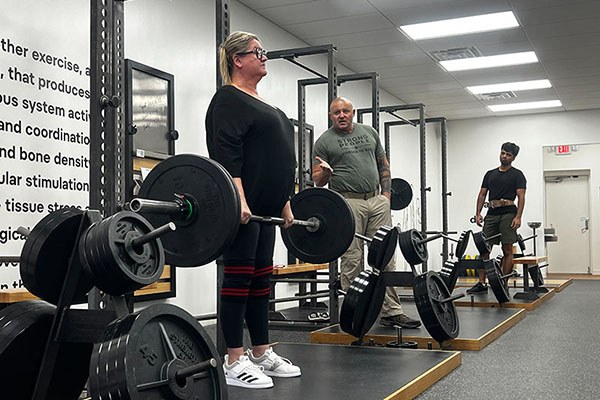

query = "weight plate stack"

[89,303,226,400]
[20,207,93,305]
[80,211,164,296]
[398,229,428,265]
[0,300,93,400]
[366,225,398,271]
[485,259,511,303]
[414,271,459,343]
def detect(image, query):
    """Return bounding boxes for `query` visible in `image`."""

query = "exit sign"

[556,145,572,155]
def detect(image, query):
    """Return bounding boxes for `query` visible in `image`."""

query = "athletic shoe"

[379,313,422,328]
[223,355,273,389]
[247,348,301,378]
[466,281,488,294]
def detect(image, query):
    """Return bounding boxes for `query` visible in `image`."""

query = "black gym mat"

[452,287,555,310]
[311,303,525,350]
[226,342,460,400]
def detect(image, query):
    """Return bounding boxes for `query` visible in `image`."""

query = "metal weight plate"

[473,231,491,256]
[414,271,459,343]
[398,229,428,265]
[485,259,511,303]
[0,300,93,400]
[454,230,471,260]
[390,178,413,210]
[281,187,355,264]
[89,303,226,400]
[80,211,164,296]
[138,154,241,267]
[366,226,399,271]
[20,207,94,305]
[339,270,386,339]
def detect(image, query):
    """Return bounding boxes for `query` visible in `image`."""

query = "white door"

[544,175,591,273]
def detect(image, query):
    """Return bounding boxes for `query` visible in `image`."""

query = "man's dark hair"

[501,142,520,157]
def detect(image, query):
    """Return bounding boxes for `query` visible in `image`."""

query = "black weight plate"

[439,261,460,293]
[485,259,510,303]
[398,229,428,265]
[473,231,491,256]
[138,154,240,267]
[390,178,413,210]
[455,230,471,260]
[86,211,164,296]
[339,270,386,339]
[20,207,93,305]
[89,303,226,400]
[0,301,55,350]
[414,271,459,343]
[366,226,399,271]
[0,301,93,400]
[281,187,355,264]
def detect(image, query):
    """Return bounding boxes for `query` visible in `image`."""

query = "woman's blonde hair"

[219,31,260,85]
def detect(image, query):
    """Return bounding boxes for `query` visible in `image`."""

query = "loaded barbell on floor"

[397,229,471,266]
[392,229,469,343]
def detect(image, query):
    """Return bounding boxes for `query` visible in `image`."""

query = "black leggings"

[220,221,275,348]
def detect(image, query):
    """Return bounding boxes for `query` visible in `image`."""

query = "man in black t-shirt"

[467,142,527,294]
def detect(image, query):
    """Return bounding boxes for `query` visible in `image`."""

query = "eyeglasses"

[236,48,268,60]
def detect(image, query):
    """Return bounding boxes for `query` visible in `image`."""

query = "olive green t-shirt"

[312,123,384,193]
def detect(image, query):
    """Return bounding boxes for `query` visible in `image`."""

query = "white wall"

[446,109,600,270]
[1,1,417,316]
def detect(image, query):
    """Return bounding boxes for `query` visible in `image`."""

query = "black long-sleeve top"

[206,85,295,216]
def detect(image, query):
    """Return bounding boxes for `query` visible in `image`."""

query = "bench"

[512,256,548,300]
[270,263,332,323]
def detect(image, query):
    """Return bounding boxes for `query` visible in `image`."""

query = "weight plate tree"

[89,303,226,400]
[136,154,241,267]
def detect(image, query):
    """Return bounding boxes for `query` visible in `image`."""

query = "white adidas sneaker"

[223,355,274,389]
[247,348,301,378]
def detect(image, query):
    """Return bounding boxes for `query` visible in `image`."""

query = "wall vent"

[478,91,517,101]
[430,46,482,61]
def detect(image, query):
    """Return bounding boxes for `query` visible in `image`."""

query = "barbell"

[132,155,464,343]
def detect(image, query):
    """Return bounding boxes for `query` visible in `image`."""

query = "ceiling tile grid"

[239,0,600,119]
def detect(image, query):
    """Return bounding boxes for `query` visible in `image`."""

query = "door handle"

[581,217,589,233]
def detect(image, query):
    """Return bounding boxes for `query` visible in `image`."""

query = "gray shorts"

[483,213,517,245]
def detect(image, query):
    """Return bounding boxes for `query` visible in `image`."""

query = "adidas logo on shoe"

[223,355,273,389]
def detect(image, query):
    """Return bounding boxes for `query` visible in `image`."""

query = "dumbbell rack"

[30,210,123,400]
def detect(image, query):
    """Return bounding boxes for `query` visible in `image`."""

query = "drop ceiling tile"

[282,13,392,39]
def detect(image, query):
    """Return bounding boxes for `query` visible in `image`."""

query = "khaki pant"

[340,194,403,317]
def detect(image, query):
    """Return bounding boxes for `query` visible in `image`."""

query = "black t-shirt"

[205,85,295,216]
[481,167,526,215]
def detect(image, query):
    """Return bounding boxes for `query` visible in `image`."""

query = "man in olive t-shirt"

[311,97,421,329]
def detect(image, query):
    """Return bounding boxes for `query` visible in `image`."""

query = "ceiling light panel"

[400,11,519,40]
[440,51,538,71]
[487,100,562,112]
[467,79,552,94]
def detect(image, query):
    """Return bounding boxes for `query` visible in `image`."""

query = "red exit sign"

[556,145,571,155]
